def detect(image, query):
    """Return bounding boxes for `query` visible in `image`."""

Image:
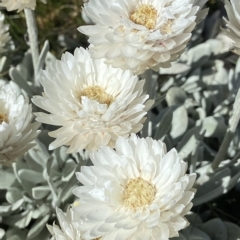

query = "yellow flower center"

[130,4,157,29]
[123,177,157,208]
[79,86,114,106]
[0,112,8,124]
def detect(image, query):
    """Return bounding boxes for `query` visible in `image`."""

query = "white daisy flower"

[73,134,196,240]
[222,0,240,55]
[0,81,40,166]
[0,0,46,12]
[78,0,208,75]
[47,207,82,240]
[0,12,11,54]
[32,47,153,152]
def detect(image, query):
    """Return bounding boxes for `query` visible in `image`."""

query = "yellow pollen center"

[123,177,157,208]
[79,86,114,106]
[0,112,8,124]
[130,4,157,29]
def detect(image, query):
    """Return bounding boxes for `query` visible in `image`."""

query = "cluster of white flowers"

[0,81,40,166]
[0,12,11,54]
[33,0,209,239]
[0,0,46,12]
[222,0,240,55]
[7,0,240,239]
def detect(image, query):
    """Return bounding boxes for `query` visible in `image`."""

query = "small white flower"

[78,0,208,74]
[0,81,40,166]
[73,134,196,240]
[47,207,82,240]
[32,47,153,152]
[222,0,240,55]
[0,0,46,12]
[0,12,11,54]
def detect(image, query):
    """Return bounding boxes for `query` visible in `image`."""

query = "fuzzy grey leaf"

[9,67,33,95]
[159,63,190,75]
[11,198,25,212]
[0,168,15,189]
[176,127,202,159]
[27,214,50,239]
[196,116,227,138]
[58,175,77,203]
[224,222,240,240]
[194,168,231,206]
[166,87,187,106]
[183,42,211,67]
[6,188,22,204]
[32,186,50,200]
[37,40,49,73]
[4,210,33,228]
[154,108,173,140]
[0,229,4,239]
[18,169,45,184]
[170,106,188,139]
[200,218,227,240]
[32,204,50,219]
[0,204,11,213]
[150,95,166,109]
[62,159,77,181]
[184,227,211,240]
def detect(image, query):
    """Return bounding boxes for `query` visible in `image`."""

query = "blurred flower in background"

[0,81,40,166]
[222,0,240,55]
[0,0,46,12]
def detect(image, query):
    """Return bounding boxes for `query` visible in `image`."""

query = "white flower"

[0,0,46,12]
[0,12,11,54]
[47,207,82,240]
[73,134,196,240]
[32,47,153,152]
[78,0,208,75]
[222,0,240,55]
[0,81,40,166]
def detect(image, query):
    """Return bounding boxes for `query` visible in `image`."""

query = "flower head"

[222,0,240,55]
[32,47,153,152]
[0,12,11,54]
[0,0,46,12]
[73,134,196,240]
[78,0,208,74]
[47,207,82,240]
[0,81,40,166]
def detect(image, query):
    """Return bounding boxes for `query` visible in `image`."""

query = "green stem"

[24,8,39,86]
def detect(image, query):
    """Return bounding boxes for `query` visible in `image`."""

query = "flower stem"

[24,8,39,86]
[211,130,234,170]
[211,88,240,170]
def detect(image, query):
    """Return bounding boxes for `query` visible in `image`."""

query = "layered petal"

[78,0,208,74]
[222,0,240,55]
[73,135,196,240]
[0,81,40,166]
[32,47,153,152]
